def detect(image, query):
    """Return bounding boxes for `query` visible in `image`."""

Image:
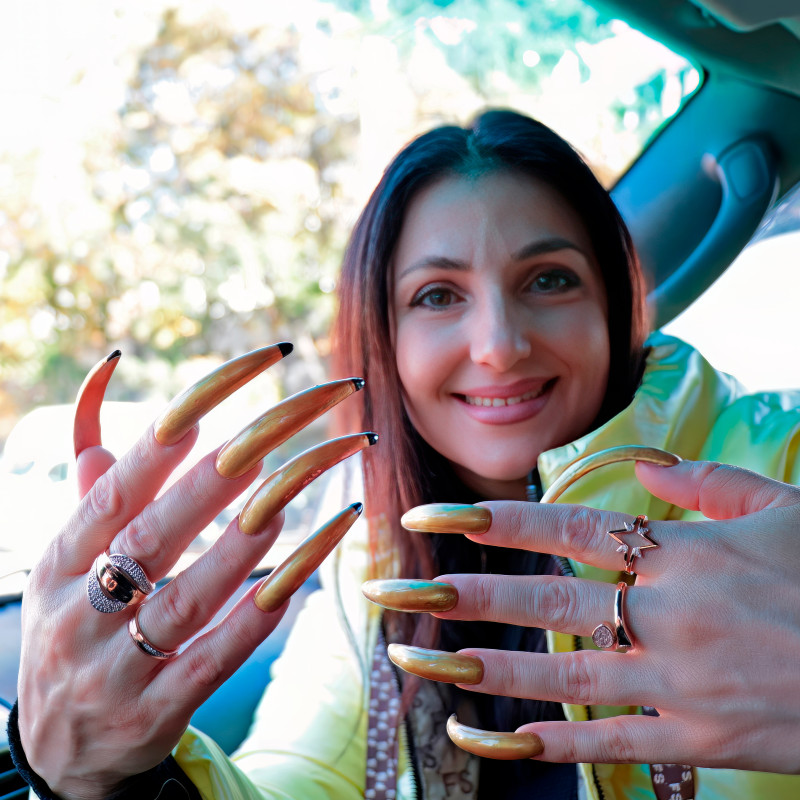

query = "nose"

[468,294,532,372]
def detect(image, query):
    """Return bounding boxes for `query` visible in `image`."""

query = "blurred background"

[0,0,699,574]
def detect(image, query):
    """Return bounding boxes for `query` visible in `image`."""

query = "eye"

[529,268,580,293]
[410,285,461,308]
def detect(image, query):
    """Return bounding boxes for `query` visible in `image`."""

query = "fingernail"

[361,579,458,612]
[387,644,483,685]
[254,502,363,612]
[541,445,681,503]
[74,350,122,458]
[216,378,365,479]
[401,503,491,534]
[154,343,292,446]
[446,715,544,760]
[240,433,377,535]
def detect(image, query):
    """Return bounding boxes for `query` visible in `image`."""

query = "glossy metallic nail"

[446,715,544,760]
[540,445,680,504]
[154,343,293,446]
[216,378,365,479]
[254,502,363,612]
[387,644,484,685]
[240,433,377,535]
[74,350,122,458]
[361,579,458,612]
[400,503,491,534]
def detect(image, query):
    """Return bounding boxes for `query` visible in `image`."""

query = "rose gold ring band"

[592,581,634,653]
[128,605,178,660]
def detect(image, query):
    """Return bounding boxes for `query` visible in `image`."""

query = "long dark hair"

[330,109,648,727]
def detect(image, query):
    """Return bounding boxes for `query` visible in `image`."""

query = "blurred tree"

[0,0,695,443]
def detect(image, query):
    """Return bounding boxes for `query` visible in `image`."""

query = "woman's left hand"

[366,459,800,773]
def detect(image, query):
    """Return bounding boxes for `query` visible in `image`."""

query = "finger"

[636,459,800,519]
[431,574,613,635]
[133,511,284,654]
[215,378,366,479]
[111,446,261,581]
[73,350,121,459]
[404,501,660,575]
[517,715,685,766]
[455,649,652,707]
[60,344,293,571]
[161,504,363,711]
[159,580,288,717]
[76,446,118,499]
[54,425,200,574]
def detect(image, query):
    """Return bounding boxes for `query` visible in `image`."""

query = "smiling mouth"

[460,380,555,407]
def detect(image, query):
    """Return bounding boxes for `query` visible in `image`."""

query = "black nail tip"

[366,433,379,445]
[351,502,364,514]
[351,378,365,391]
[277,342,294,357]
[106,349,122,362]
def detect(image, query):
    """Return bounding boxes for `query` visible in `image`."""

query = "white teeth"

[463,387,546,407]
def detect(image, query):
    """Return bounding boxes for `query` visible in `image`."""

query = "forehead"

[393,170,594,270]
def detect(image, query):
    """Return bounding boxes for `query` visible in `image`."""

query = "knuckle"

[182,646,227,692]
[159,581,206,633]
[504,504,532,544]
[595,718,639,763]
[557,506,605,561]
[83,475,125,527]
[118,516,162,566]
[554,653,597,706]
[471,576,496,619]
[531,578,580,631]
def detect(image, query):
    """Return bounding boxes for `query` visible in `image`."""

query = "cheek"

[393,321,432,408]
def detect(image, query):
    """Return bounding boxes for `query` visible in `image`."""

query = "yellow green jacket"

[173,333,800,800]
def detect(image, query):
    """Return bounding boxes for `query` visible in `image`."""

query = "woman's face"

[391,170,610,499]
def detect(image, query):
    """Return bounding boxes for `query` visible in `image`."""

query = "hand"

[371,460,800,773]
[17,345,371,799]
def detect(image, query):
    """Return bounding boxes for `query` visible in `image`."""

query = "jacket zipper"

[401,718,421,800]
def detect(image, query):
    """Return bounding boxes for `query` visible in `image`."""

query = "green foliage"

[0,0,695,441]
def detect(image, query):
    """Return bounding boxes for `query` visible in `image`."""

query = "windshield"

[0,0,699,579]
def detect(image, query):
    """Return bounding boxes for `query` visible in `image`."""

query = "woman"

[11,110,800,799]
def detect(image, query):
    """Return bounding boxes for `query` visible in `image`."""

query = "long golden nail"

[254,502,363,612]
[216,378,365,479]
[541,445,680,503]
[401,503,491,534]
[154,343,293,446]
[361,579,458,612]
[240,433,377,535]
[446,715,544,760]
[387,644,483,685]
[74,350,122,458]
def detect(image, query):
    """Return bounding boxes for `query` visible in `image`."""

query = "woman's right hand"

[15,344,373,799]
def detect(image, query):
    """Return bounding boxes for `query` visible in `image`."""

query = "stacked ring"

[607,514,658,575]
[87,552,154,613]
[128,606,178,660]
[592,581,634,653]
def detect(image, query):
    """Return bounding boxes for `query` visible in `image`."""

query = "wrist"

[7,701,201,800]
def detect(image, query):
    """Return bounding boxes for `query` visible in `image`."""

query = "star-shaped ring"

[607,514,658,575]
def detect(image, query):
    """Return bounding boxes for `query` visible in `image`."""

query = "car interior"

[2,1,800,794]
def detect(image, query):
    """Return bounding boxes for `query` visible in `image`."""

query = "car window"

[0,0,699,575]
[663,181,800,392]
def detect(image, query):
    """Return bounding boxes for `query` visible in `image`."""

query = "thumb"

[635,459,800,519]
[76,446,118,498]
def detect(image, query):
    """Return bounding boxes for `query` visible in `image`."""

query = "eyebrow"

[396,236,587,280]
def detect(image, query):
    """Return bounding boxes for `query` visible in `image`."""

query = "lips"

[454,379,556,424]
